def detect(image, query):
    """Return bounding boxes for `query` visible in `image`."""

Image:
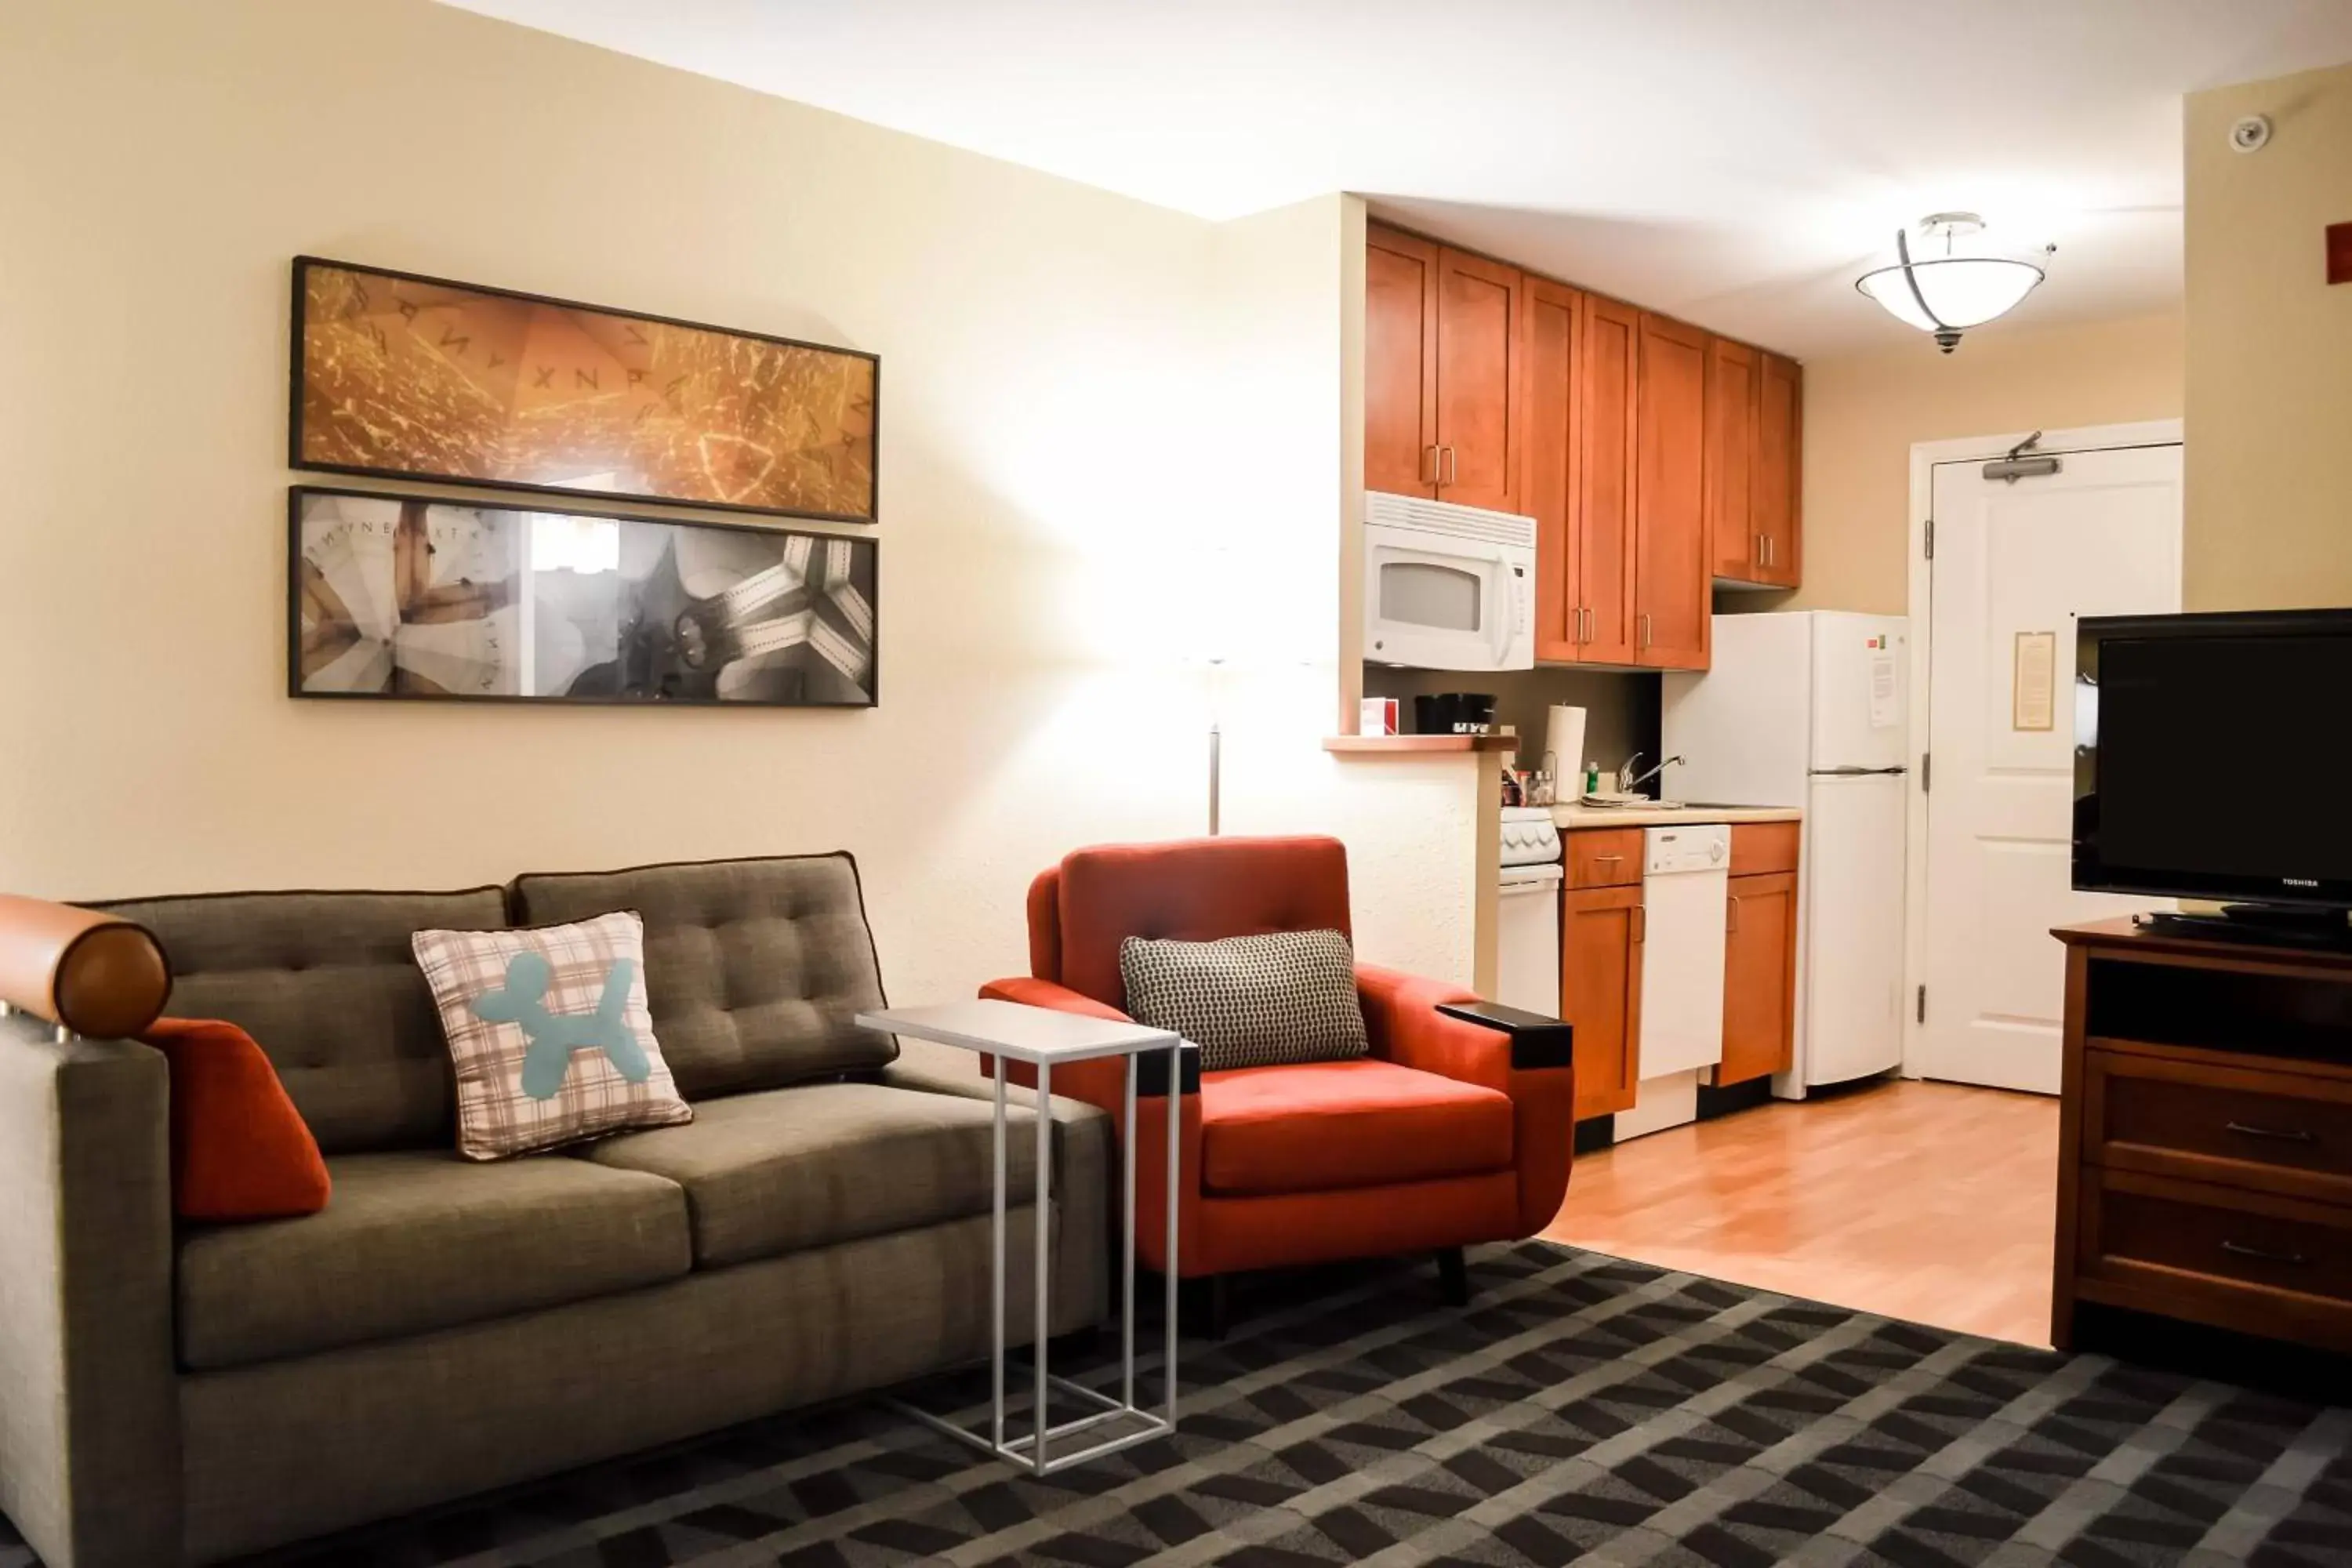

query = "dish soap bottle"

[1582,762,1600,798]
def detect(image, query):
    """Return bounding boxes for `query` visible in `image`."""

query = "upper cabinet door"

[1635,313,1711,670]
[1523,278,1581,662]
[1706,336,1761,583]
[1432,246,1524,514]
[1577,296,1642,666]
[1755,352,1803,586]
[1365,225,1439,499]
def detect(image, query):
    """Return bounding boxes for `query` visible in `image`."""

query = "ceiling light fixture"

[1855,212,2046,353]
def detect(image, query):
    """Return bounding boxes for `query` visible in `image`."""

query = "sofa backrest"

[95,887,507,1153]
[510,853,895,1100]
[1043,836,1354,1009]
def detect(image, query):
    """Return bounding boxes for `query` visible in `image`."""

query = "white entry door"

[1918,440,2182,1093]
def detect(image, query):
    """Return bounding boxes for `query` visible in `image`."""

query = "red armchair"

[981,835,1574,1331]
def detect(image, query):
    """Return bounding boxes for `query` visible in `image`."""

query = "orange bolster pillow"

[139,1019,330,1222]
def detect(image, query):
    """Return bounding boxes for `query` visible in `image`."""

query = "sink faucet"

[1616,753,1686,797]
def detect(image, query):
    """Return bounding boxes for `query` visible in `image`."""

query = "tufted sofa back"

[511,853,895,1100]
[1036,836,1355,1011]
[96,886,507,1153]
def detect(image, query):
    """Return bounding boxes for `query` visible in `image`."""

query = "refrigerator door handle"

[1812,765,1908,776]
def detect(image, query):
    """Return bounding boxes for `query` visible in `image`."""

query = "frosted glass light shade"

[1855,217,2045,352]
[1857,256,2043,331]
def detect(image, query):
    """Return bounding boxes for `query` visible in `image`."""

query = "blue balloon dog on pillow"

[471,951,652,1101]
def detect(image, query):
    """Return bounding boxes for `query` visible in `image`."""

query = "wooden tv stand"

[2054,916,2352,1354]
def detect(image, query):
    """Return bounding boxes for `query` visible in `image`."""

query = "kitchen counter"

[1551,803,1803,829]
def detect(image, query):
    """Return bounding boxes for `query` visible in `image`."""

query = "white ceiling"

[445,0,2352,358]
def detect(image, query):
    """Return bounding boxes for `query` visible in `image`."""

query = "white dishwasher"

[1617,822,1730,1141]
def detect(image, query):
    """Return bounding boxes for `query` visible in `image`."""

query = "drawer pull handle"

[2221,1240,2312,1267]
[2224,1121,2315,1144]
[1592,855,1622,863]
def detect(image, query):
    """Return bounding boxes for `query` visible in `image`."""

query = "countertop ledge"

[1323,735,1519,754]
[1552,803,1802,827]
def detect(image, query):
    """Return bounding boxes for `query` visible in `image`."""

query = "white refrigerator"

[1663,612,1908,1096]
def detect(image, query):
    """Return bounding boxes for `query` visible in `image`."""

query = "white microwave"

[1363,492,1536,671]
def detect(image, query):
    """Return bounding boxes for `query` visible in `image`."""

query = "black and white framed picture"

[289,487,877,707]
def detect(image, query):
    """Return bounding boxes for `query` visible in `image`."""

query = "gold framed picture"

[290,259,878,523]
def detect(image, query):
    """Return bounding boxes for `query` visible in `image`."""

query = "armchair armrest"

[1356,964,1576,1236]
[0,1009,179,1568]
[1436,1000,1574,1072]
[978,977,1204,1277]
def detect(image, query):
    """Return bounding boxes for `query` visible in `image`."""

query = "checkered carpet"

[6,1243,2348,1566]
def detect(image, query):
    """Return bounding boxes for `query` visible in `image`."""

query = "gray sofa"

[0,853,1111,1568]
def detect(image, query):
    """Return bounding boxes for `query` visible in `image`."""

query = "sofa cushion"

[511,855,895,1098]
[96,887,508,1153]
[578,1081,1039,1266]
[177,1149,690,1372]
[1199,1058,1515,1197]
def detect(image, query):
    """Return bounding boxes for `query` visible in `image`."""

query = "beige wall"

[1788,312,2185,613]
[0,0,1487,994]
[2184,60,2352,612]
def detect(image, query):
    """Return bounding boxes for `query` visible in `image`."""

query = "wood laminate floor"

[1543,1076,2060,1346]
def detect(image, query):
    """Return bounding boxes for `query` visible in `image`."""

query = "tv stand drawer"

[2078,1169,2352,1349]
[2085,1046,2352,1203]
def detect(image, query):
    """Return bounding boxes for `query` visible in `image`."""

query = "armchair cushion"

[1199,1058,1513,1196]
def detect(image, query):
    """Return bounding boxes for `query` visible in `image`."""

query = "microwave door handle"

[1490,551,1520,664]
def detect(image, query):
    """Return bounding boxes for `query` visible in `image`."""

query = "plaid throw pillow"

[412,911,692,1160]
[1119,929,1369,1073]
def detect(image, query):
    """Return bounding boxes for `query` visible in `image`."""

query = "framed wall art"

[290,258,879,523]
[290,487,878,708]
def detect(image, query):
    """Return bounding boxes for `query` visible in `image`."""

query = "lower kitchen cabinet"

[1562,883,1642,1120]
[1719,869,1797,1084]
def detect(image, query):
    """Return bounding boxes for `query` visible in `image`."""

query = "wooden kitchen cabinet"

[1525,284,1641,667]
[1755,351,1802,586]
[1365,225,1439,498]
[1433,246,1525,513]
[1705,336,1760,581]
[1634,313,1711,669]
[1563,882,1642,1120]
[1524,278,1581,662]
[1577,295,1641,666]
[1363,223,1523,513]
[1711,344,1802,587]
[1719,869,1797,1085]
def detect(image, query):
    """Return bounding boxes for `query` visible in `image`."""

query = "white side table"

[856,998,1185,1475]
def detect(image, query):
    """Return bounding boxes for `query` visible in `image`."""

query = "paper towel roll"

[1544,705,1588,783]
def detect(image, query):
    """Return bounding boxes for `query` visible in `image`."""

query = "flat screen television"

[2075,608,2352,917]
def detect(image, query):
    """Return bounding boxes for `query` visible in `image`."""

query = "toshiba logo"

[2283,877,2321,888]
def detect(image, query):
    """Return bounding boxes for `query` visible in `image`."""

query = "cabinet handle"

[1639,612,1652,650]
[2224,1120,2315,1144]
[1578,605,1590,644]
[1592,853,1622,865]
[1754,532,1764,566]
[1766,535,1777,568]
[1442,445,1458,486]
[1727,895,1741,934]
[1425,445,1440,485]
[2221,1239,2312,1267]
[1632,905,1646,943]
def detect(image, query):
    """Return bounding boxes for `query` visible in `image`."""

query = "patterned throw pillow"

[412,912,692,1160]
[1118,929,1370,1073]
